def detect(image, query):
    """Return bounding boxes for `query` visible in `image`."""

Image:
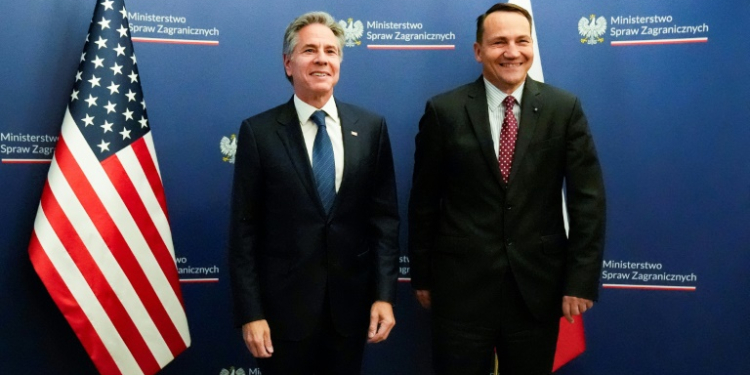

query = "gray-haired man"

[229,11,400,375]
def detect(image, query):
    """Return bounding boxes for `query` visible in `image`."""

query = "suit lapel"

[334,100,360,216]
[274,98,325,214]
[465,78,505,188]
[509,77,541,183]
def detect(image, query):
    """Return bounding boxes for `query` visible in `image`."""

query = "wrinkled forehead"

[483,11,532,38]
[296,24,338,45]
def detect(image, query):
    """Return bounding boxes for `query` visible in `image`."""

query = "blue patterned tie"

[310,110,336,214]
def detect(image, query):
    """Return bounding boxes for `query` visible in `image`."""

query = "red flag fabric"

[553,317,586,372]
[28,0,190,374]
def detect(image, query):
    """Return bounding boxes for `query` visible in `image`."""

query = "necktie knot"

[311,110,327,128]
[503,96,515,111]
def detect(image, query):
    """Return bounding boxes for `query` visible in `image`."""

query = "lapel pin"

[534,107,538,112]
[351,131,358,136]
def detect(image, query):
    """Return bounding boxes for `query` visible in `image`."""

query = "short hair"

[282,11,345,83]
[476,3,533,43]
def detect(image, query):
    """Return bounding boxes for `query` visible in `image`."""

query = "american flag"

[28,1,190,374]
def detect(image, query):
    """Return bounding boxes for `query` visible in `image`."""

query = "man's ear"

[283,54,292,77]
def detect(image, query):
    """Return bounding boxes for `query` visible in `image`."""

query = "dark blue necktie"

[310,110,336,214]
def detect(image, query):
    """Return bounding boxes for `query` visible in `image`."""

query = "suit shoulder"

[337,101,385,123]
[241,102,290,128]
[534,81,580,105]
[428,81,478,106]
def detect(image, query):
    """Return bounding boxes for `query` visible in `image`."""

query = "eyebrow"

[300,42,338,48]
[487,34,532,41]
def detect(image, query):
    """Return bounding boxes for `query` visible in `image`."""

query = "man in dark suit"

[228,11,399,375]
[409,3,606,375]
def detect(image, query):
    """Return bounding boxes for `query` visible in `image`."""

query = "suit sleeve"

[369,118,400,304]
[408,99,444,291]
[228,120,265,326]
[563,98,606,301]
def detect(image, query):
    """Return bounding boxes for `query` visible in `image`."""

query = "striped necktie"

[310,110,336,213]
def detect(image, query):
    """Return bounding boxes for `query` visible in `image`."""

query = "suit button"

[507,240,513,246]
[506,205,512,210]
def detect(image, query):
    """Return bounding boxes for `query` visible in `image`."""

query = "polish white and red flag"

[28,0,190,374]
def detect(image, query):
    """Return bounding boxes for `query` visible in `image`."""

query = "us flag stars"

[101,0,115,11]
[91,55,104,68]
[69,0,149,160]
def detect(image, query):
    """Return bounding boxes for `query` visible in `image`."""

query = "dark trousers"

[432,274,560,375]
[256,300,367,375]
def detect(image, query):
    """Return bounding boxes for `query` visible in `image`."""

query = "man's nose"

[313,51,328,65]
[503,43,520,58]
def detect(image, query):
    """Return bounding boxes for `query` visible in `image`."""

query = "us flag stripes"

[28,0,190,374]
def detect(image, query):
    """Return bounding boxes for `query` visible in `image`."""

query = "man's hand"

[414,289,431,309]
[562,295,594,324]
[367,301,396,343]
[242,320,274,358]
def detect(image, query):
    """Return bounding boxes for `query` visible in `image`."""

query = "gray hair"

[282,11,345,82]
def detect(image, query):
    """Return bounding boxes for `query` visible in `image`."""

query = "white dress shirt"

[293,95,344,192]
[484,78,525,157]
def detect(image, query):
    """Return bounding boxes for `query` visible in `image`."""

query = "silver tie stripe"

[310,110,336,213]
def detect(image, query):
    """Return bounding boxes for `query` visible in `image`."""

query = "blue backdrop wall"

[1,0,749,374]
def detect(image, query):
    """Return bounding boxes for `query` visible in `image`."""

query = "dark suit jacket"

[409,77,605,323]
[229,98,399,340]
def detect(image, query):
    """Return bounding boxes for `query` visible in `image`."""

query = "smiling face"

[283,23,341,107]
[474,11,534,94]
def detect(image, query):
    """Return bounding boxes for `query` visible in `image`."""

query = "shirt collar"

[483,77,525,110]
[293,95,340,125]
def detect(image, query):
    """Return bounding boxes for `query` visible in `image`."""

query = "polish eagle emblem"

[220,134,237,164]
[219,366,245,375]
[578,14,607,45]
[219,367,246,375]
[338,18,364,47]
